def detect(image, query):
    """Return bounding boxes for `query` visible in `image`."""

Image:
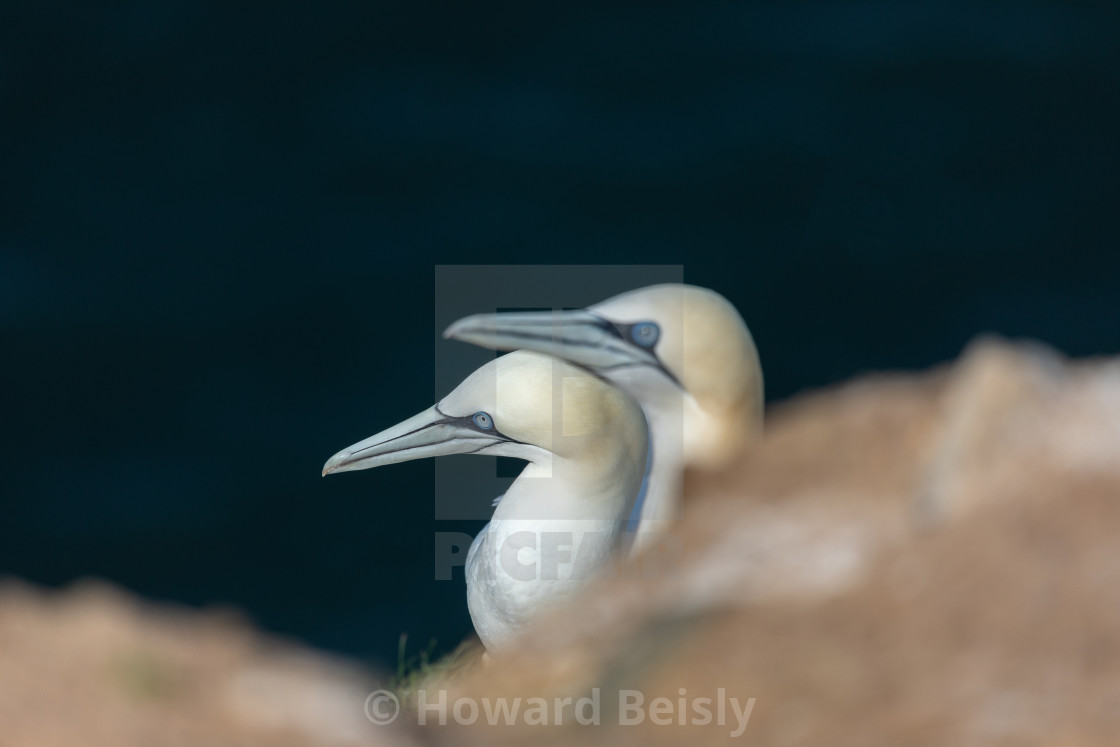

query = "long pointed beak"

[322,406,494,476]
[443,309,657,370]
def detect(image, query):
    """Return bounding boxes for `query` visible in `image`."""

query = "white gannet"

[443,284,763,554]
[322,350,648,651]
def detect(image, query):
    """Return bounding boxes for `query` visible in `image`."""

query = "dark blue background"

[2,1,1117,667]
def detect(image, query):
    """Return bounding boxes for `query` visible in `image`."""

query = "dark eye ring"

[472,412,494,430]
[630,322,660,348]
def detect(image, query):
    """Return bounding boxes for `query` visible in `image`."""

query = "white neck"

[466,451,639,650]
[626,390,691,554]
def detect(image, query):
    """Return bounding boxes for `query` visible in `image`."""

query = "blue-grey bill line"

[443,284,764,555]
[323,350,648,652]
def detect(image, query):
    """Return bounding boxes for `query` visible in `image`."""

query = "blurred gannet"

[444,284,763,554]
[322,350,648,651]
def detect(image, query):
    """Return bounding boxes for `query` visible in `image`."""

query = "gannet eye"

[630,322,660,348]
[472,412,494,430]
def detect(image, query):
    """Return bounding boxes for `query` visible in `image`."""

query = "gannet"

[322,350,648,651]
[443,284,763,554]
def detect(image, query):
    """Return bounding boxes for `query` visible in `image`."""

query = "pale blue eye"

[630,322,660,348]
[472,412,494,430]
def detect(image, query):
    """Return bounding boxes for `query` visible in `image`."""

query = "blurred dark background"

[2,0,1117,668]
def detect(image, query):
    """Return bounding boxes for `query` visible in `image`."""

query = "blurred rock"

[431,337,1120,746]
[0,579,421,747]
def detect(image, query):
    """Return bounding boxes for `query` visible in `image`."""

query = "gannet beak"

[322,405,496,476]
[444,309,660,371]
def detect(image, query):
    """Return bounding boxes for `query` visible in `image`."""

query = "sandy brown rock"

[0,579,421,747]
[431,337,1120,745]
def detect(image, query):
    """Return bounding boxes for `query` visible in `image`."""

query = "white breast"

[465,513,623,650]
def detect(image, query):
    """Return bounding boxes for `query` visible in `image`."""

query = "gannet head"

[322,351,648,495]
[443,284,763,466]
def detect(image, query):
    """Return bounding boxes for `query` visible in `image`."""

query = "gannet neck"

[460,354,648,650]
